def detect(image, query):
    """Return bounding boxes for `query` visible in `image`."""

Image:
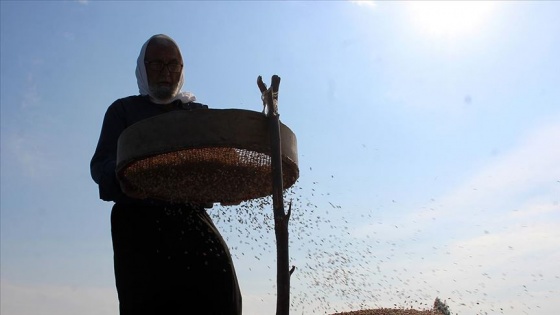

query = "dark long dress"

[91,95,242,315]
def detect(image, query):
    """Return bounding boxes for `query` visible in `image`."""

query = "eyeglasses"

[144,61,183,73]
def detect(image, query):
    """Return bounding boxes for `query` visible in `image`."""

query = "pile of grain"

[331,298,449,315]
[331,308,441,315]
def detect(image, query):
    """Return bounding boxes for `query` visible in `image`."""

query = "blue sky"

[1,1,559,314]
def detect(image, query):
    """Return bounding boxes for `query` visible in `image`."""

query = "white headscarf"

[135,34,196,104]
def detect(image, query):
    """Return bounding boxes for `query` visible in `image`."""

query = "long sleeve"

[90,96,209,203]
[90,101,128,202]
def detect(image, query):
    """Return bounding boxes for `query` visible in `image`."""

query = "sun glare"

[407,1,497,39]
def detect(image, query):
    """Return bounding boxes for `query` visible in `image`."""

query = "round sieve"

[116,108,298,204]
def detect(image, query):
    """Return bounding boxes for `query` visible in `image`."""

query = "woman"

[90,34,242,315]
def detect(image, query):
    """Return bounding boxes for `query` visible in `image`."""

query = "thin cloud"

[21,73,40,111]
[353,118,560,241]
[340,118,560,313]
[348,0,377,10]
[419,118,560,221]
[433,222,560,313]
[405,119,560,313]
[4,133,51,179]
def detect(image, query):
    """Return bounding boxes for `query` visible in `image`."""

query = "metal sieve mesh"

[116,109,298,204]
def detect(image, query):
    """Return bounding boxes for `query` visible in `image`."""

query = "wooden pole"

[258,75,292,315]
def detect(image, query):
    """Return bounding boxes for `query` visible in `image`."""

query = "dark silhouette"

[90,34,241,315]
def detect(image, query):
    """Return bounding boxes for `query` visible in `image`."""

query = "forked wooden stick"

[257,75,293,315]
